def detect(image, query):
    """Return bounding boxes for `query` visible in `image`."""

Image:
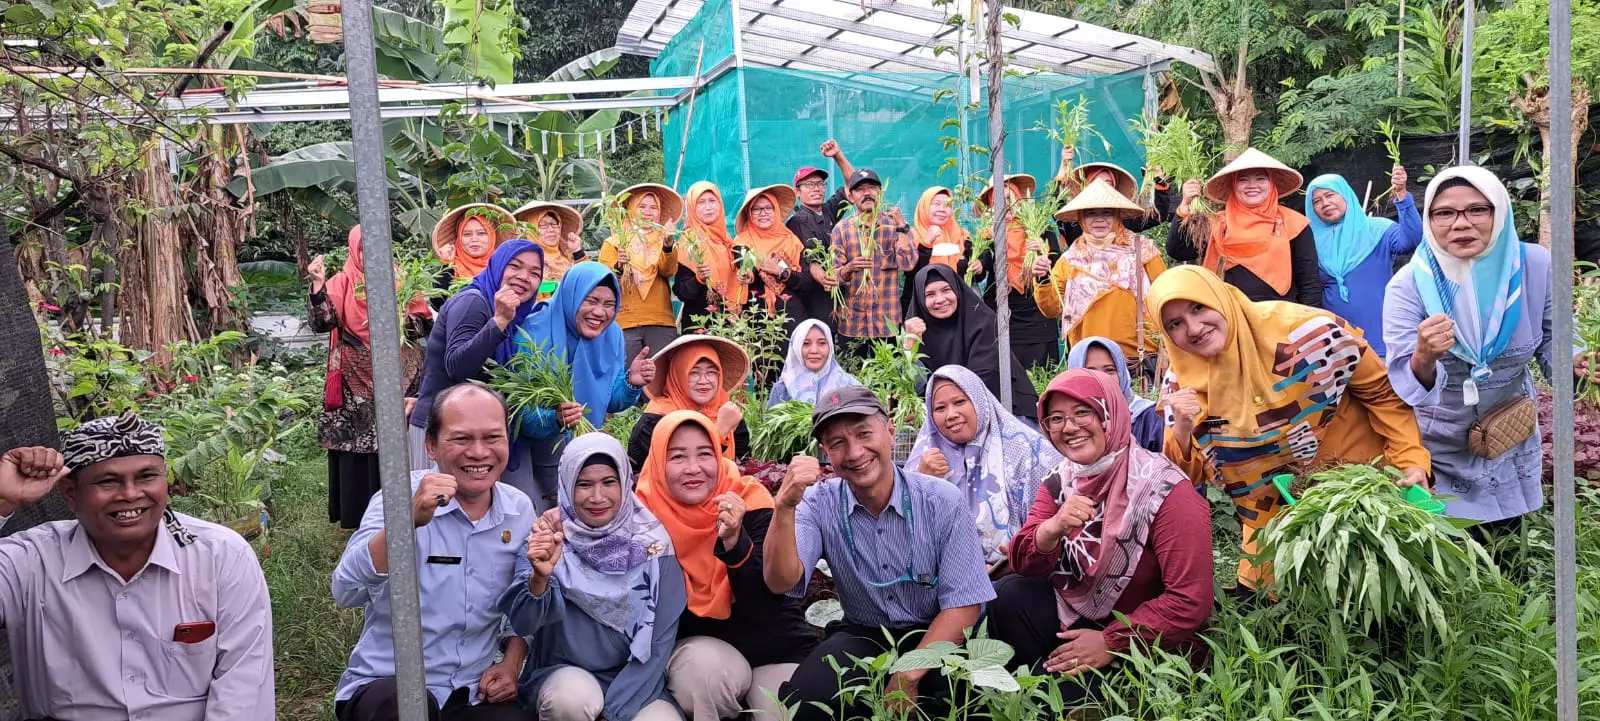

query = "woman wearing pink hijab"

[989,369,1213,699]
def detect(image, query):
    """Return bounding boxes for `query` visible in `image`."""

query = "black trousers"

[781,622,959,721]
[1011,339,1061,372]
[988,574,1109,704]
[335,677,533,721]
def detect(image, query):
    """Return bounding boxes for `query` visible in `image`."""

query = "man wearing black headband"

[0,412,274,720]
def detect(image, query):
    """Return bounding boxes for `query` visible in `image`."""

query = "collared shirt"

[333,471,535,707]
[829,212,918,338]
[0,511,274,721]
[789,469,994,628]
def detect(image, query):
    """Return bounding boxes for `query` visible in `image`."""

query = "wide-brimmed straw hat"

[1072,162,1138,199]
[617,183,684,226]
[1054,178,1145,223]
[1203,147,1303,204]
[432,203,517,261]
[977,174,1038,207]
[645,334,751,399]
[736,184,797,232]
[512,201,583,238]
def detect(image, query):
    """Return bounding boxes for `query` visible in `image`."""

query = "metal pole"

[1455,0,1474,163]
[341,1,430,718]
[1548,0,1578,716]
[985,0,1011,408]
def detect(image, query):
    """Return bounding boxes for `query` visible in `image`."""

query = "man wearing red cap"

[786,139,857,325]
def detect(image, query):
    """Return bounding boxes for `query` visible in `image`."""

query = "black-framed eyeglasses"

[1428,205,1493,225]
[797,180,826,190]
[751,206,777,215]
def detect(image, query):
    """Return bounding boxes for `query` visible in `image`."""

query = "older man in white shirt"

[0,412,274,721]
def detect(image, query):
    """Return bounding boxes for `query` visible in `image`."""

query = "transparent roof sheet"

[618,0,1214,76]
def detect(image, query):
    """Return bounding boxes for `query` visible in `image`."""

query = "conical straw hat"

[511,201,582,238]
[1203,147,1303,204]
[617,183,684,226]
[645,334,751,399]
[977,174,1038,207]
[1054,178,1145,222]
[431,203,516,262]
[736,184,797,233]
[1072,162,1138,199]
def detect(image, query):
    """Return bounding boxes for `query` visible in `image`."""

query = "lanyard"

[837,476,938,588]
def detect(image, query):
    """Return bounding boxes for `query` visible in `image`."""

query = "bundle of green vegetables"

[1012,199,1057,291]
[964,207,995,290]
[749,400,819,460]
[803,244,847,313]
[858,333,926,431]
[1255,464,1496,639]
[485,332,596,440]
[1135,114,1216,242]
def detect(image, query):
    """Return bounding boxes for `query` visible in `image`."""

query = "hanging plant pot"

[306,3,343,44]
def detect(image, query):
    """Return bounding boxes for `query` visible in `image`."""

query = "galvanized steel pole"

[340,0,431,718]
[985,0,1012,408]
[1456,0,1475,163]
[1548,0,1578,716]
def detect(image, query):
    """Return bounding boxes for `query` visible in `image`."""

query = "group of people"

[0,132,1583,721]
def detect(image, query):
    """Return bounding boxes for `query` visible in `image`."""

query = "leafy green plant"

[486,332,596,439]
[964,207,995,291]
[601,404,643,445]
[803,244,847,314]
[1255,464,1496,638]
[748,400,818,461]
[1135,114,1217,244]
[857,334,925,431]
[1576,262,1600,402]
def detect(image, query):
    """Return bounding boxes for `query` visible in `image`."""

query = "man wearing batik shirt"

[828,169,918,361]
[0,412,275,721]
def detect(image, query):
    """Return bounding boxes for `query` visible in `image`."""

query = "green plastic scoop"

[1272,472,1445,515]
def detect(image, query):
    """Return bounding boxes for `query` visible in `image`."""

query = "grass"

[260,435,362,720]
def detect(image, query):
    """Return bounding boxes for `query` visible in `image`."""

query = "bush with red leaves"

[1537,389,1600,483]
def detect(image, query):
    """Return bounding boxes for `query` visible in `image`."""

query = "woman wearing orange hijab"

[902,186,973,313]
[733,184,807,322]
[599,183,684,360]
[307,226,434,528]
[1166,148,1323,306]
[675,181,748,324]
[975,175,1063,370]
[431,204,513,279]
[627,335,752,473]
[634,411,816,721]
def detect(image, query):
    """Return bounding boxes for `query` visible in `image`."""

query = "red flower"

[47,347,65,356]
[36,301,60,312]
[183,374,198,383]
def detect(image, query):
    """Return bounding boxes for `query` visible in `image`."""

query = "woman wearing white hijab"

[500,433,686,721]
[1384,166,1594,531]
[767,319,862,407]
[903,365,1063,565]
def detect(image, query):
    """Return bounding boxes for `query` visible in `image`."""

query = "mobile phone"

[173,621,216,644]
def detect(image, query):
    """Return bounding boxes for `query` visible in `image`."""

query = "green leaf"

[963,637,1014,671]
[968,666,1021,692]
[440,0,515,84]
[888,643,959,673]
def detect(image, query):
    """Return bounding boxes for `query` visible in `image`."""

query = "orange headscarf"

[913,187,970,269]
[684,182,747,310]
[450,216,495,279]
[983,182,1034,292]
[324,226,433,345]
[644,343,739,459]
[635,410,776,619]
[734,191,806,313]
[1203,181,1310,296]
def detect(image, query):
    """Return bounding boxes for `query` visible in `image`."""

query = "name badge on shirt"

[425,555,463,565]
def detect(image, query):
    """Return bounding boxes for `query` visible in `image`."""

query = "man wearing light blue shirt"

[333,384,536,721]
[762,386,994,721]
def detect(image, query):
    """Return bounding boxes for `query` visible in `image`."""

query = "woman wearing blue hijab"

[409,240,545,492]
[1066,336,1162,452]
[515,261,658,507]
[1305,166,1423,357]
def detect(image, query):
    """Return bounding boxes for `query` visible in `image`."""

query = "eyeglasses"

[751,206,776,215]
[537,220,561,229]
[797,180,826,190]
[1041,407,1100,432]
[1428,205,1493,226]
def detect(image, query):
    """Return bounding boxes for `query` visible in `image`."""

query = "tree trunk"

[80,181,121,338]
[1206,80,1259,163]
[120,142,197,361]
[189,126,248,338]
[1514,79,1593,249]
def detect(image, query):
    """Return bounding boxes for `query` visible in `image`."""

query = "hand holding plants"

[1390,164,1409,202]
[0,447,69,514]
[1031,254,1053,280]
[1180,180,1203,209]
[809,264,840,290]
[556,403,587,429]
[883,671,920,713]
[412,472,458,527]
[1045,628,1112,675]
[776,456,823,509]
[712,491,746,549]
[628,348,656,388]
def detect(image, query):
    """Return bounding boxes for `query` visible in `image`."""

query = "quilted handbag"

[1466,395,1537,459]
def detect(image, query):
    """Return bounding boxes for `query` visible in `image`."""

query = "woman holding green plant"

[598,184,683,360]
[976,175,1063,370]
[1383,166,1597,531]
[994,368,1213,687]
[1149,265,1429,590]
[513,262,658,507]
[733,185,808,324]
[674,181,747,324]
[1054,146,1177,238]
[1166,148,1323,307]
[309,226,434,529]
[407,240,545,495]
[1304,167,1422,358]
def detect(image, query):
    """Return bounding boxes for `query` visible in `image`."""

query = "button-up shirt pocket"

[153,637,218,699]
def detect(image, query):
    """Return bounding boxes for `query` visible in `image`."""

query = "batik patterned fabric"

[61,412,165,470]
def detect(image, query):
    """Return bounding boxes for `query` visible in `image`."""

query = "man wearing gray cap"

[0,412,274,721]
[761,386,993,721]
